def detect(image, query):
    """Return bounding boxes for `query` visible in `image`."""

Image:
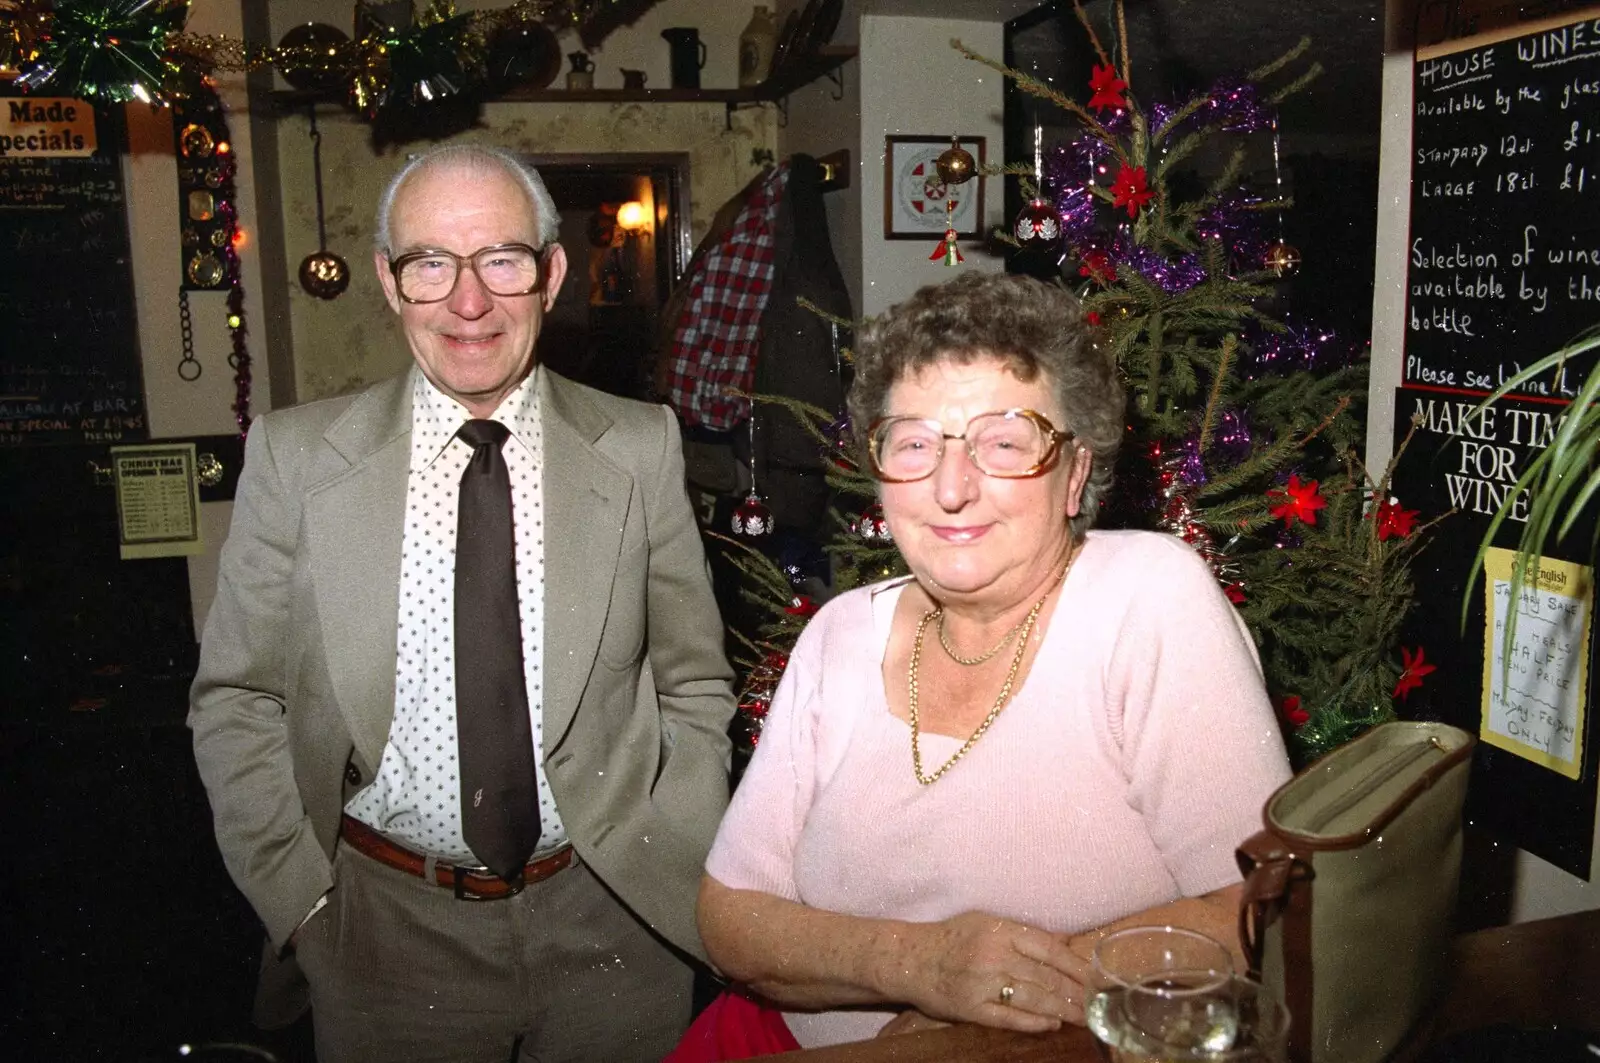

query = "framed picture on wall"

[883,135,986,240]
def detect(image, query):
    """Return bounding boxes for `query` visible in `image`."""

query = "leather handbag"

[1236,720,1476,1063]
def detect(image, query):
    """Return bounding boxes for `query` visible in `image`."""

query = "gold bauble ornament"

[1264,240,1302,277]
[935,141,976,186]
[299,250,351,299]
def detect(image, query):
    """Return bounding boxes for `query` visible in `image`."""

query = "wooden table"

[761,908,1600,1061]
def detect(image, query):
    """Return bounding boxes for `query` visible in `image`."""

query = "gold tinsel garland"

[4,0,665,113]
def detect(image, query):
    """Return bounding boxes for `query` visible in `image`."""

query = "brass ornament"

[934,140,976,186]
[196,452,225,487]
[187,252,225,288]
[298,250,351,300]
[1264,239,1302,277]
[179,123,214,158]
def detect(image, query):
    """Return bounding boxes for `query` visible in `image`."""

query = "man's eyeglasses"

[388,243,548,304]
[866,408,1073,483]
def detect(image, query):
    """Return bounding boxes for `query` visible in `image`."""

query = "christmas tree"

[723,1,1441,767]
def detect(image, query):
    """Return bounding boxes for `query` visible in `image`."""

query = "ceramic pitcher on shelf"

[662,27,706,90]
[566,51,593,90]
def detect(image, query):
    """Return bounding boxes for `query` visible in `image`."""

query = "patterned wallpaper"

[276,102,777,402]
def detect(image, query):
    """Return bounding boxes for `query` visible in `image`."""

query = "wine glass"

[1085,926,1237,1061]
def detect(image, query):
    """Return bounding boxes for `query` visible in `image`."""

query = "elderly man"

[190,144,735,1063]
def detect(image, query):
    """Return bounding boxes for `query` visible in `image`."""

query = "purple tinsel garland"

[1039,71,1278,289]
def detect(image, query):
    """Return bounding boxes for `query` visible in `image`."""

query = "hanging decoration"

[929,204,964,267]
[732,414,774,539]
[1013,124,1059,250]
[275,22,350,93]
[1262,115,1302,276]
[850,503,891,542]
[16,0,188,104]
[297,107,350,300]
[7,0,671,115]
[934,136,976,186]
[1264,239,1302,277]
[171,79,252,435]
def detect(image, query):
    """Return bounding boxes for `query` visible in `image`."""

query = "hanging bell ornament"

[929,228,964,267]
[850,503,891,542]
[299,250,351,299]
[731,491,775,538]
[1263,240,1302,277]
[1014,197,1061,248]
[934,140,976,186]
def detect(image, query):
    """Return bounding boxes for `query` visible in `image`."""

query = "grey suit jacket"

[190,367,735,971]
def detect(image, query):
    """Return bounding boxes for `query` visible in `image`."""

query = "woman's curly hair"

[847,271,1124,537]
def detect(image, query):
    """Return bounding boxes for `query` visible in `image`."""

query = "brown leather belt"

[339,814,573,900]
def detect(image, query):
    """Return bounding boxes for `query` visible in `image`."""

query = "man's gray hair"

[374,144,561,255]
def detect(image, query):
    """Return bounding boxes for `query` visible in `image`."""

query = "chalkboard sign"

[1407,9,1600,398]
[1398,10,1600,878]
[0,85,147,448]
[1391,386,1599,877]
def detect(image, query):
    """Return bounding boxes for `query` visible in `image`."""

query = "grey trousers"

[292,844,693,1063]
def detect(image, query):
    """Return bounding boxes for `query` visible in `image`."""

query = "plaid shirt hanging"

[664,164,788,430]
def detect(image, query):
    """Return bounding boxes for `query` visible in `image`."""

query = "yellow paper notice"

[1481,547,1591,779]
[112,443,203,560]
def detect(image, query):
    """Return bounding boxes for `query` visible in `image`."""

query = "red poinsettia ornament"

[1267,475,1327,526]
[1393,645,1437,700]
[1078,248,1117,285]
[1371,495,1421,541]
[1087,63,1128,112]
[1109,165,1152,218]
[1277,694,1309,728]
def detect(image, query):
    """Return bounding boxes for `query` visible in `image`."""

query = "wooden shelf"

[270,46,856,110]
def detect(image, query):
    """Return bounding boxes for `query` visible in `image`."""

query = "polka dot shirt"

[344,368,568,864]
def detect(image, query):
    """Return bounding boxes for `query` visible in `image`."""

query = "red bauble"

[850,503,891,542]
[731,491,775,538]
[1013,198,1061,248]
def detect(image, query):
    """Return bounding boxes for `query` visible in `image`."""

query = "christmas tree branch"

[1248,36,1312,82]
[1198,334,1237,452]
[1269,62,1325,105]
[1116,0,1132,89]
[1295,395,1353,448]
[795,296,858,336]
[1070,0,1113,72]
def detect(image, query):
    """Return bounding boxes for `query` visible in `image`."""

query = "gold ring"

[999,983,1016,1005]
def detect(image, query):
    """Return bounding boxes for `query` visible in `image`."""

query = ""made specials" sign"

[0,97,96,158]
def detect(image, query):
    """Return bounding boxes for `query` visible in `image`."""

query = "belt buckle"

[452,864,524,901]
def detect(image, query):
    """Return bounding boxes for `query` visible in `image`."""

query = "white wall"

[1370,8,1600,920]
[858,14,1005,317]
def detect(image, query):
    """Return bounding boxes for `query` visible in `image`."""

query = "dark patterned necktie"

[455,418,539,881]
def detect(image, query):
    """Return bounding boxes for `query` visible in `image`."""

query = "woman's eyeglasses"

[866,408,1073,483]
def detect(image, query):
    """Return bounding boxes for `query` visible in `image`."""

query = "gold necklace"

[908,554,1077,785]
[937,612,1022,666]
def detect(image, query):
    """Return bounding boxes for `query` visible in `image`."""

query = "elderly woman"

[694,271,1292,1050]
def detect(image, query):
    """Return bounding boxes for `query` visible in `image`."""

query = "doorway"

[525,155,691,401]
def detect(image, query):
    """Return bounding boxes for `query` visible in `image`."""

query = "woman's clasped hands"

[879,911,1094,1034]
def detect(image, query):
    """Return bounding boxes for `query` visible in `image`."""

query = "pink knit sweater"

[705,530,1292,1048]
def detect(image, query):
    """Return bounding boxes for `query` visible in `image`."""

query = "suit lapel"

[540,370,629,745]
[305,375,412,772]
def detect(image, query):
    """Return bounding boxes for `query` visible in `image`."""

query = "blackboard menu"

[1399,9,1600,877]
[0,86,147,447]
